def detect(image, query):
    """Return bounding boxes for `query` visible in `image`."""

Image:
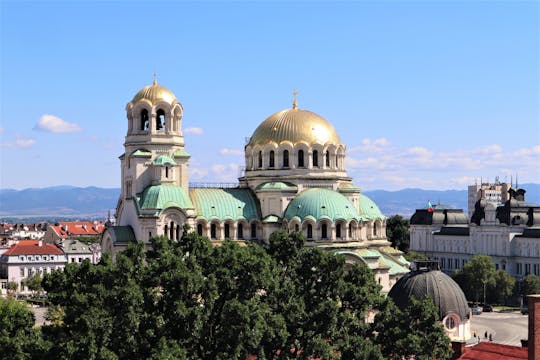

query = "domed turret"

[129,76,179,107]
[388,261,469,320]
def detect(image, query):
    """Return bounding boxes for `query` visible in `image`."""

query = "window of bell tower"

[140,109,149,131]
[156,109,165,131]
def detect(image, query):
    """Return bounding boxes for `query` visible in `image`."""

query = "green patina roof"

[379,254,409,275]
[357,248,382,259]
[110,226,137,245]
[139,185,193,210]
[284,188,360,222]
[173,149,190,158]
[131,149,152,157]
[358,193,385,220]
[153,154,176,166]
[262,215,280,223]
[256,182,298,191]
[189,188,261,222]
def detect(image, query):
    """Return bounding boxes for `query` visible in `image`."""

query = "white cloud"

[190,168,209,179]
[219,148,243,156]
[349,137,391,154]
[184,127,204,135]
[34,114,81,133]
[0,137,36,148]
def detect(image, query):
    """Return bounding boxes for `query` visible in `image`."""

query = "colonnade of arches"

[284,219,384,242]
[126,101,183,135]
[195,220,260,240]
[245,143,346,171]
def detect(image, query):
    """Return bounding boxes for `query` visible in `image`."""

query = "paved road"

[470,311,528,346]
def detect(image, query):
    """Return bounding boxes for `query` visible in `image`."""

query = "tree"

[40,231,451,360]
[24,274,43,296]
[521,274,540,296]
[460,255,497,304]
[0,298,47,360]
[7,281,18,297]
[386,215,410,252]
[488,270,515,304]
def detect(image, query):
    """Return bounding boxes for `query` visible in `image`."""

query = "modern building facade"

[467,179,511,216]
[102,79,409,292]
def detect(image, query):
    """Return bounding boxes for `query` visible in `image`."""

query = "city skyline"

[1,1,538,191]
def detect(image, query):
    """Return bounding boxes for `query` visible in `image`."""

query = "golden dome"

[248,107,342,147]
[130,77,178,105]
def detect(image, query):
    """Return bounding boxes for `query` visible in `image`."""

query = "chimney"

[451,341,466,360]
[527,294,540,360]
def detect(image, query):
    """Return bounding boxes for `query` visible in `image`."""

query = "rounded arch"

[302,218,316,240]
[335,219,347,240]
[263,143,278,169]
[294,143,310,168]
[237,220,248,239]
[160,207,188,241]
[278,142,294,168]
[249,220,260,239]
[223,219,235,239]
[131,102,152,134]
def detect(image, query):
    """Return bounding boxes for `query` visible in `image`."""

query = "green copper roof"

[153,155,176,166]
[173,149,190,158]
[189,188,261,222]
[131,149,152,157]
[358,194,385,220]
[284,188,360,222]
[256,182,298,191]
[110,226,137,245]
[139,185,193,210]
[379,254,409,275]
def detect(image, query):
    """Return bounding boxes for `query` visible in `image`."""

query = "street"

[470,311,528,346]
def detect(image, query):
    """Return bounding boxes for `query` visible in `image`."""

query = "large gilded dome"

[130,78,178,106]
[248,105,342,147]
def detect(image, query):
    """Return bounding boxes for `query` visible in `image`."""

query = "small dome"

[284,188,359,222]
[248,107,342,147]
[153,155,176,166]
[358,194,385,220]
[139,185,193,211]
[130,78,178,106]
[388,264,469,320]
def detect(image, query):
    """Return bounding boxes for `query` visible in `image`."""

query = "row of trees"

[2,230,452,360]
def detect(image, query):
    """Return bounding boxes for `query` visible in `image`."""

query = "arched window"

[325,151,330,167]
[321,223,328,239]
[140,109,149,131]
[165,166,169,178]
[237,224,244,239]
[373,224,378,236]
[170,221,175,240]
[307,224,313,239]
[336,223,342,238]
[197,223,203,236]
[224,223,230,239]
[251,223,257,239]
[269,151,275,168]
[348,223,353,238]
[176,224,181,240]
[156,109,165,130]
[313,150,318,167]
[298,149,305,167]
[164,224,168,239]
[283,150,289,168]
[295,224,299,232]
[258,151,263,168]
[211,224,217,239]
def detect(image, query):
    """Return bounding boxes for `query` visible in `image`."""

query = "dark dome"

[388,266,469,320]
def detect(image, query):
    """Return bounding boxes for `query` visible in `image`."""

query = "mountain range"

[1,184,539,220]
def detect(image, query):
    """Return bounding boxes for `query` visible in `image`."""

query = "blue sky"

[1,1,538,191]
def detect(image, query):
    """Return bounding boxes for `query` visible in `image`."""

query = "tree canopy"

[28,230,450,359]
[386,215,410,252]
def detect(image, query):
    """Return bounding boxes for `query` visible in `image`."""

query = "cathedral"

[101,78,409,292]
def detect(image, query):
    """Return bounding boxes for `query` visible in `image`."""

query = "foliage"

[23,274,43,295]
[488,270,515,304]
[39,231,451,360]
[373,298,452,360]
[0,298,47,360]
[404,251,427,263]
[7,281,18,296]
[452,255,496,303]
[386,215,410,252]
[521,274,540,296]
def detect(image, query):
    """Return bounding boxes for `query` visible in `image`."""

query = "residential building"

[468,179,510,216]
[43,221,105,243]
[0,240,67,294]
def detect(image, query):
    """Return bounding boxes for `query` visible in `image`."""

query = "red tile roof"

[458,342,527,360]
[4,240,64,256]
[50,221,105,239]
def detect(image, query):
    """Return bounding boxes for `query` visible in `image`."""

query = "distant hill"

[0,183,538,219]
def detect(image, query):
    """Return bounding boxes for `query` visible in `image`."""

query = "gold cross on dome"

[292,89,298,109]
